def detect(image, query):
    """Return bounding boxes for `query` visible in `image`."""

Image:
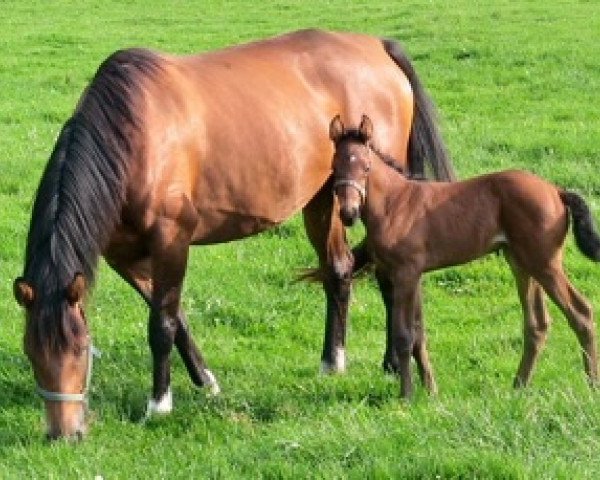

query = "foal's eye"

[364,164,371,173]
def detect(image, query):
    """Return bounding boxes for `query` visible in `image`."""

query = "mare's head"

[14,273,92,440]
[329,114,374,227]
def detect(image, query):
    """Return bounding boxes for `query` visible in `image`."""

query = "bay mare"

[12,30,455,439]
[329,114,599,398]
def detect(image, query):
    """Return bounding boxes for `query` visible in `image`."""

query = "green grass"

[2,0,600,478]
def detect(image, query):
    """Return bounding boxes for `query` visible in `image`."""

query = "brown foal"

[330,114,600,398]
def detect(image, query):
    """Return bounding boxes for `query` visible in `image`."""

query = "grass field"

[2,1,600,478]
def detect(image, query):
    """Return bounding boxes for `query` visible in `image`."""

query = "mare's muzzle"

[37,344,97,440]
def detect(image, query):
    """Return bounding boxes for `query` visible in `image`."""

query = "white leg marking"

[146,387,173,417]
[320,347,346,374]
[493,232,508,245]
[204,369,221,395]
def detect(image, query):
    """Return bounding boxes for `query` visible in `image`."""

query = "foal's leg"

[376,268,398,373]
[505,253,551,387]
[389,273,420,399]
[411,284,437,394]
[377,271,436,393]
[536,264,598,385]
[303,180,354,373]
[378,270,436,395]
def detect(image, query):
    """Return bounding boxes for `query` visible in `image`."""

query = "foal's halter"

[36,342,96,406]
[333,178,366,204]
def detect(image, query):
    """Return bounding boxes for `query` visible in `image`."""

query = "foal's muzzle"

[334,178,364,227]
[340,206,360,227]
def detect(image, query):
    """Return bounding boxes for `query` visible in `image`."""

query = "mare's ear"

[66,273,86,305]
[329,115,345,143]
[359,114,374,143]
[14,277,35,308]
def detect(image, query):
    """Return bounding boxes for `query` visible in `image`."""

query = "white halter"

[36,342,98,406]
[333,178,366,203]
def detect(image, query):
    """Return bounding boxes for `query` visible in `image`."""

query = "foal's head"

[329,114,374,226]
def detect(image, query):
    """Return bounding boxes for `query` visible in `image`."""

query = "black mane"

[22,48,162,351]
[337,128,408,176]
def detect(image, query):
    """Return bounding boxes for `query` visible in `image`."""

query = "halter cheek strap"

[36,343,97,406]
[333,179,366,203]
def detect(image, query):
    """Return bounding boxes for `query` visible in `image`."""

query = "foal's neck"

[363,157,411,221]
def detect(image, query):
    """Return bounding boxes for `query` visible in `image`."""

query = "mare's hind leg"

[505,252,551,387]
[303,179,353,373]
[535,263,598,385]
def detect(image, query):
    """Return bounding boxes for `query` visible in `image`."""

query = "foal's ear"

[66,273,86,305]
[329,115,345,143]
[14,277,35,308]
[359,114,374,143]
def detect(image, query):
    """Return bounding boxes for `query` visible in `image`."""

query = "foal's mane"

[23,49,163,351]
[337,128,408,176]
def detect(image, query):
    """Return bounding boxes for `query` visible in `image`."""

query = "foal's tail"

[561,190,600,261]
[382,38,456,182]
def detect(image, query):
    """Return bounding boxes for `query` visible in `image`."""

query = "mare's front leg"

[303,180,353,373]
[146,217,218,414]
[104,222,219,414]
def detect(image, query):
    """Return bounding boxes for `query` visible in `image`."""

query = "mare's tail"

[561,190,600,261]
[382,38,456,181]
[301,39,457,283]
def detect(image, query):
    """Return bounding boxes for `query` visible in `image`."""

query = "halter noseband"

[36,342,97,405]
[333,178,366,203]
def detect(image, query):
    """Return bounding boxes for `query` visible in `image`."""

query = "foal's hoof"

[586,376,599,390]
[320,348,346,374]
[426,381,439,396]
[146,388,173,417]
[382,359,400,375]
[512,376,528,389]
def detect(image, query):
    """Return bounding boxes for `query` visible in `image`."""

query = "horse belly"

[422,228,505,272]
[190,210,281,245]
[189,144,328,244]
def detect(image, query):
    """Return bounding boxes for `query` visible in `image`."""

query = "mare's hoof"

[320,348,346,374]
[203,369,221,395]
[146,388,173,417]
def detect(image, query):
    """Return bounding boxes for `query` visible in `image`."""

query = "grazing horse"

[329,114,600,398]
[12,30,455,439]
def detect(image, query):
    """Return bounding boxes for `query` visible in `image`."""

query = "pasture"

[1,1,599,477]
